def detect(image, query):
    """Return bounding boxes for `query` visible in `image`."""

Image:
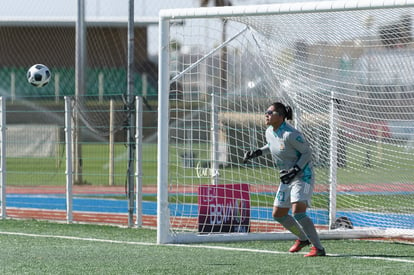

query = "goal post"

[0,97,6,219]
[158,0,414,244]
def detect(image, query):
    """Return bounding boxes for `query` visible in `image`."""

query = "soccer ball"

[27,64,51,87]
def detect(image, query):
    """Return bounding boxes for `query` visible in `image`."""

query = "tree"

[379,14,412,48]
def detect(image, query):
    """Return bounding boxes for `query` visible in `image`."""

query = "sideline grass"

[0,220,413,274]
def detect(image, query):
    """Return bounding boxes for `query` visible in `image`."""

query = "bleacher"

[0,67,157,99]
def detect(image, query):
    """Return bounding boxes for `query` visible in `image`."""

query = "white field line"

[1,231,414,264]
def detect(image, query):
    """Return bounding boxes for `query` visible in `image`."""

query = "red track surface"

[6,208,299,233]
[5,185,156,226]
[7,208,158,227]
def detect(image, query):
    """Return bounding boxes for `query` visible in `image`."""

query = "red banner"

[198,183,250,233]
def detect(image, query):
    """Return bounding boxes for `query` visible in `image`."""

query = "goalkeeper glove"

[243,149,262,163]
[280,165,301,184]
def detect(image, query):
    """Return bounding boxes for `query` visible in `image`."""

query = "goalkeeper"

[243,102,325,257]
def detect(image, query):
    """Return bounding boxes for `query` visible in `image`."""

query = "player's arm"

[280,133,311,184]
[289,132,312,170]
[243,144,270,163]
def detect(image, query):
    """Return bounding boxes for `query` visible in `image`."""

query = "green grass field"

[6,143,158,186]
[0,219,413,274]
[5,142,414,187]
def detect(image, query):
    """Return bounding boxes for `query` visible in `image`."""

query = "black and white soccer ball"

[27,64,51,87]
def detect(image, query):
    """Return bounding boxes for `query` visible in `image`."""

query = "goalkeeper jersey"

[259,121,313,184]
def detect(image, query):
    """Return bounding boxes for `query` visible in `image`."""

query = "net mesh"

[0,2,158,225]
[165,4,414,238]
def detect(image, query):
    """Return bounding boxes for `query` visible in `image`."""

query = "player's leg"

[291,182,325,257]
[272,184,309,252]
[292,202,325,256]
[272,206,308,238]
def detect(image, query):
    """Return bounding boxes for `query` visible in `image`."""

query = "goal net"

[158,0,414,244]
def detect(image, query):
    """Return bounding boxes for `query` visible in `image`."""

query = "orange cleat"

[289,239,311,253]
[304,246,326,257]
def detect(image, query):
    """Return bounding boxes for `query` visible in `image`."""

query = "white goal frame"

[157,0,414,244]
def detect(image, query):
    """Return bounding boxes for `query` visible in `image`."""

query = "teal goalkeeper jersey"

[259,121,313,182]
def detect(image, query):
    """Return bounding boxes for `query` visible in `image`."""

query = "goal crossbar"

[159,0,414,20]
